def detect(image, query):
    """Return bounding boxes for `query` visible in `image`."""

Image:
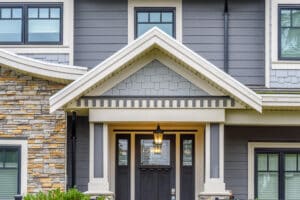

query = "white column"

[201,123,230,195]
[86,123,112,195]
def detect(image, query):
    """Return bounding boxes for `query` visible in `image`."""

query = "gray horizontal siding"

[225,126,300,200]
[74,0,127,68]
[183,0,265,86]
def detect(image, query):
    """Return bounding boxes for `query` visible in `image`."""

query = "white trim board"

[248,142,300,200]
[0,139,28,196]
[0,49,87,83]
[49,28,262,113]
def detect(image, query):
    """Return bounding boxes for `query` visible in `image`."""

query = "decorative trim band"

[75,96,235,109]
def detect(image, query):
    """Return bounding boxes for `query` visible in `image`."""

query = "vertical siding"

[224,126,300,200]
[67,116,90,192]
[74,0,128,68]
[183,0,265,86]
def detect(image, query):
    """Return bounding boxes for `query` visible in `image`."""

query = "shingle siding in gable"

[20,54,69,65]
[183,0,265,86]
[74,0,128,68]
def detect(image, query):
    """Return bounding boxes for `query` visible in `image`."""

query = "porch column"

[87,123,112,195]
[200,123,230,199]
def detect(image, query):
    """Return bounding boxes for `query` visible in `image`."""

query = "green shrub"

[23,188,90,200]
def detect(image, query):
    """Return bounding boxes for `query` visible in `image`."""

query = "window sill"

[272,60,300,69]
[0,45,71,54]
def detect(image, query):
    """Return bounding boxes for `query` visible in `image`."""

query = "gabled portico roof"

[50,28,262,113]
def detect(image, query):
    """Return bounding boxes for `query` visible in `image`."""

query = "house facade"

[1,0,300,200]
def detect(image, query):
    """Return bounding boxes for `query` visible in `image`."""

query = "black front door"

[135,134,176,200]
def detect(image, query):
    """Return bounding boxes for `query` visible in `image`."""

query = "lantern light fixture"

[153,124,164,145]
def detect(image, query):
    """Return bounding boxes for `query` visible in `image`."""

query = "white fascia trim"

[0,0,74,64]
[0,139,28,196]
[49,27,262,113]
[248,142,300,200]
[128,0,182,43]
[0,49,87,83]
[262,94,300,107]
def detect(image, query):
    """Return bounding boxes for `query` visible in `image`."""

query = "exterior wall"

[67,116,89,192]
[74,0,128,68]
[0,66,66,193]
[20,54,70,65]
[224,126,300,200]
[270,69,300,88]
[182,0,265,86]
[103,60,208,96]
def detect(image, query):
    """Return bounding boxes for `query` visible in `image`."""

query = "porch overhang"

[49,28,262,113]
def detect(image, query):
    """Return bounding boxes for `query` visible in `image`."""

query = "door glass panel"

[140,139,170,166]
[182,140,193,166]
[285,154,297,171]
[118,139,128,166]
[285,172,300,200]
[257,172,279,200]
[258,154,268,171]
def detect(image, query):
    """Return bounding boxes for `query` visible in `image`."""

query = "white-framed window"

[267,0,300,69]
[248,142,300,200]
[0,0,74,64]
[128,0,182,43]
[0,139,27,200]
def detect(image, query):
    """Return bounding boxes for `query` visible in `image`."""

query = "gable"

[50,28,262,113]
[101,60,208,97]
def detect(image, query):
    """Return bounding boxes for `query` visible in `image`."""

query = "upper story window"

[0,4,62,45]
[279,6,300,60]
[135,8,175,38]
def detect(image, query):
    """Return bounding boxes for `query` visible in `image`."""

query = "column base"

[85,180,114,199]
[198,193,232,200]
[200,182,232,200]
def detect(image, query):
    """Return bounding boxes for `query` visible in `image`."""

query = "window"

[255,149,300,200]
[135,8,175,38]
[0,147,20,200]
[279,6,300,60]
[0,4,62,44]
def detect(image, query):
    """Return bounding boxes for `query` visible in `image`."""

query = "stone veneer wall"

[0,66,67,193]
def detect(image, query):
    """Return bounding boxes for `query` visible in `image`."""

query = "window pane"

[281,9,291,27]
[156,24,173,36]
[298,155,300,171]
[5,149,18,168]
[118,139,128,166]
[0,20,22,42]
[285,172,300,200]
[162,12,173,22]
[0,169,18,200]
[12,8,22,19]
[292,10,300,27]
[50,8,60,18]
[257,172,279,200]
[137,12,148,22]
[183,140,193,166]
[281,28,300,58]
[39,8,49,18]
[258,154,268,171]
[149,12,160,22]
[28,19,60,42]
[1,8,11,19]
[28,8,38,18]
[285,154,297,171]
[141,139,170,166]
[269,154,279,171]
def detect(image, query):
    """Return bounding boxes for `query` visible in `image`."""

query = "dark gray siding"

[74,0,128,68]
[67,116,89,192]
[225,126,300,200]
[183,0,265,86]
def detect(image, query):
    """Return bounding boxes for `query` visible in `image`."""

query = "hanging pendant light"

[153,124,164,145]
